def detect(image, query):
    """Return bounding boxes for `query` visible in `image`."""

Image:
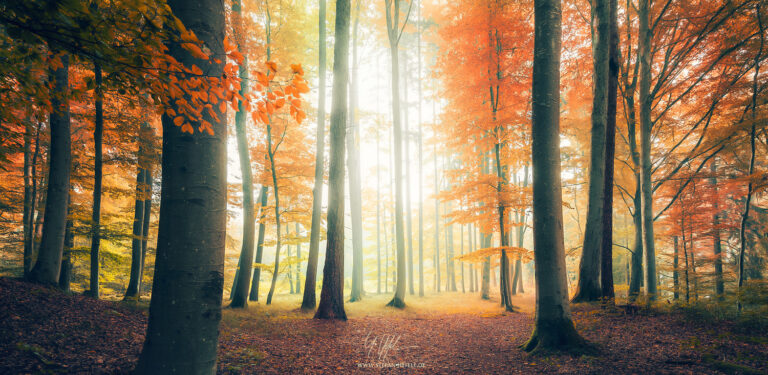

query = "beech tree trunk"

[124,166,146,299]
[600,0,619,301]
[250,186,269,301]
[573,0,609,303]
[134,0,227,372]
[315,0,350,320]
[638,0,657,301]
[524,0,586,353]
[385,0,407,309]
[230,0,255,308]
[710,161,724,299]
[348,0,364,303]
[302,0,327,311]
[29,53,70,286]
[89,62,104,299]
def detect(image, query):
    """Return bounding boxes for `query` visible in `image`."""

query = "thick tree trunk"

[134,0,227,372]
[348,0,364,303]
[524,0,586,353]
[573,0,609,303]
[315,0,350,320]
[385,0,407,309]
[250,186,269,301]
[230,2,255,307]
[302,0,327,311]
[600,0,619,301]
[89,62,104,299]
[29,54,71,286]
[638,0,657,301]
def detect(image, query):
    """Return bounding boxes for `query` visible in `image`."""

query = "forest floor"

[1,277,767,374]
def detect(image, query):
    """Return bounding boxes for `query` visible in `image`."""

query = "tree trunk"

[29,53,71,286]
[403,50,415,297]
[89,61,104,299]
[134,0,227,372]
[124,167,146,300]
[600,0,619,301]
[638,0,657,301]
[710,161,723,299]
[738,3,763,312]
[417,0,424,297]
[377,127,382,294]
[230,0,255,308]
[302,0,327,311]
[265,127,282,305]
[348,0,364,303]
[250,186,269,301]
[295,222,301,294]
[315,0,350,320]
[139,169,152,294]
[573,0,609,303]
[23,118,34,278]
[58,212,73,292]
[524,0,586,353]
[385,0,407,309]
[673,235,679,300]
[434,141,441,293]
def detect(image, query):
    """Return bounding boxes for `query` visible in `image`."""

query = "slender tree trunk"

[417,0,424,298]
[573,0,609,303]
[58,209,73,292]
[385,0,408,309]
[711,161,723,300]
[124,167,146,299]
[348,0,364,303]
[524,0,586,353]
[495,141,513,311]
[377,127,382,294]
[250,186,269,301]
[23,119,34,277]
[266,129,282,305]
[134,0,227,372]
[682,211,690,303]
[89,62,104,299]
[302,0,327,311]
[26,122,42,275]
[295,222,302,294]
[29,54,71,286]
[230,0,255,307]
[638,0,657,301]
[673,235,679,300]
[315,0,350,320]
[138,169,152,294]
[600,0,619,301]
[434,142,441,293]
[738,4,763,312]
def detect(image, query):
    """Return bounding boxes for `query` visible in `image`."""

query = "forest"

[0,0,767,373]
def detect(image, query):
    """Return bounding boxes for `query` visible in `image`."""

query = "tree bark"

[89,61,104,299]
[124,166,146,300]
[230,0,255,308]
[250,186,269,301]
[29,53,71,286]
[302,0,327,311]
[134,0,226,372]
[23,118,35,277]
[638,0,657,301]
[710,160,723,299]
[315,0,350,320]
[673,235,679,300]
[600,0,619,301]
[385,0,408,309]
[524,0,586,353]
[348,0,364,303]
[573,0,609,303]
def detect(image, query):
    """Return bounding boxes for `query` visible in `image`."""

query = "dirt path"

[1,278,766,374]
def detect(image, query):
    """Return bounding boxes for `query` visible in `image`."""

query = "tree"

[230,0,256,309]
[348,0,364,303]
[28,53,71,286]
[315,0,350,321]
[133,0,227,372]
[573,0,610,304]
[302,0,327,311]
[385,0,412,309]
[523,0,587,353]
